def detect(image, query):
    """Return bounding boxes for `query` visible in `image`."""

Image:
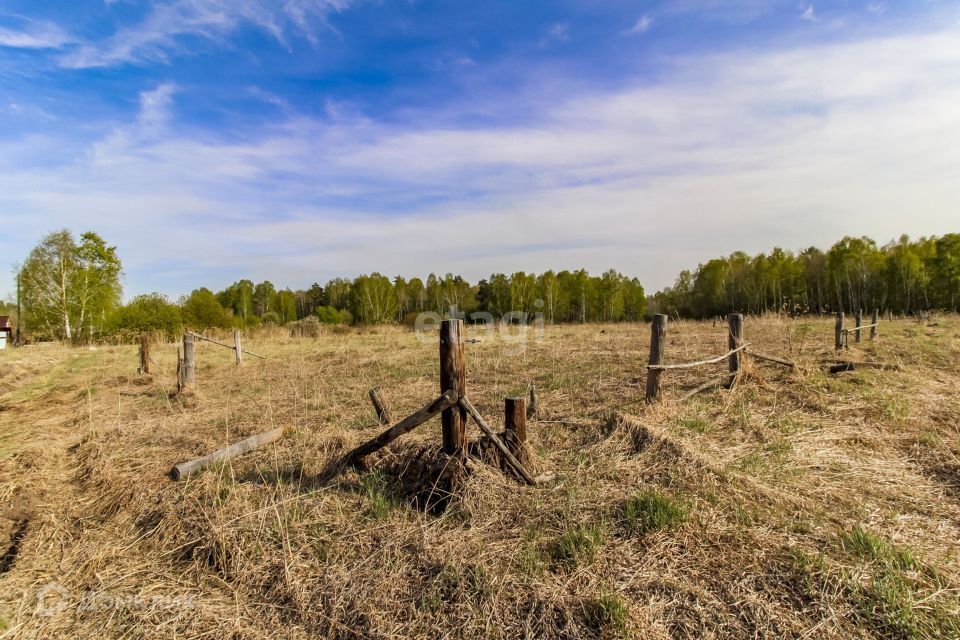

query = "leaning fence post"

[369,387,392,425]
[439,319,467,457]
[871,309,878,340]
[728,313,744,374]
[855,309,862,343]
[645,314,667,402]
[233,329,243,366]
[835,312,844,351]
[139,334,150,374]
[181,333,196,389]
[504,396,528,465]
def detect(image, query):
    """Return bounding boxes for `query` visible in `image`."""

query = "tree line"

[8,229,960,342]
[649,234,960,319]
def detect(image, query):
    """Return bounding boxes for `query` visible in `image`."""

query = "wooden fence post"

[527,383,538,418]
[440,319,467,457]
[369,387,392,424]
[181,333,196,388]
[855,309,862,343]
[835,312,844,351]
[234,330,243,366]
[645,314,667,402]
[504,396,528,464]
[728,313,744,374]
[139,335,150,374]
[871,309,878,340]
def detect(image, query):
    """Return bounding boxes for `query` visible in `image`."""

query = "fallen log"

[342,390,458,469]
[680,375,731,402]
[170,426,289,481]
[745,349,796,368]
[459,396,536,486]
[828,361,900,374]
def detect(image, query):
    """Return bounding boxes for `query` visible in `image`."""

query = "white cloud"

[0,21,74,49]
[2,25,960,298]
[546,22,570,42]
[626,16,653,35]
[801,4,817,22]
[58,0,353,68]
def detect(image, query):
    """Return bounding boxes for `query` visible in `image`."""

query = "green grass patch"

[622,490,686,536]
[359,469,395,520]
[583,590,630,638]
[546,523,604,567]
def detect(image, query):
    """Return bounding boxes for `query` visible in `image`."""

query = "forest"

[6,230,960,342]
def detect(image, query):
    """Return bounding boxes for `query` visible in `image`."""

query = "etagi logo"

[414,303,545,355]
[34,582,195,617]
[35,583,72,617]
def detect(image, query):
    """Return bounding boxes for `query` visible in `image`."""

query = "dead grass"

[0,316,959,638]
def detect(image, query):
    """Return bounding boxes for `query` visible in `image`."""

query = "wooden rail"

[647,343,749,371]
[188,330,265,359]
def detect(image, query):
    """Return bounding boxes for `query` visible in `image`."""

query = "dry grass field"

[1,316,959,639]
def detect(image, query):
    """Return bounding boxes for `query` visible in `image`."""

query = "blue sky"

[1,1,959,300]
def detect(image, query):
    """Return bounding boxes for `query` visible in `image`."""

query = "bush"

[181,288,231,330]
[315,306,343,325]
[106,293,182,341]
[261,311,281,325]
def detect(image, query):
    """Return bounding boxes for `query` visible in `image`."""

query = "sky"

[1,1,959,301]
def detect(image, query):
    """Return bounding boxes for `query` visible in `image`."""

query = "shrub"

[315,306,343,325]
[106,293,182,341]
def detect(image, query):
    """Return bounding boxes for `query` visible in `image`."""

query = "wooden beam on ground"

[745,349,796,368]
[459,396,536,486]
[342,390,458,469]
[170,426,289,480]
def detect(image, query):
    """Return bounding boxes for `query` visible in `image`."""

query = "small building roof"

[0,316,12,330]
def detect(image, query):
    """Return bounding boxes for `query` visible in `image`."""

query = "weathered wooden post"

[645,314,667,402]
[504,396,528,464]
[439,319,467,457]
[728,313,744,374]
[871,308,879,340]
[527,383,538,418]
[369,387,392,425]
[181,333,196,388]
[139,335,150,374]
[835,312,844,351]
[233,330,243,366]
[855,309,862,343]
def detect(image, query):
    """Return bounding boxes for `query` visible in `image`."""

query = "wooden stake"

[871,309,879,340]
[645,314,667,402]
[527,383,538,418]
[368,387,392,425]
[504,396,528,465]
[139,335,150,375]
[855,309,862,343]
[181,333,196,388]
[341,390,459,469]
[728,313,744,374]
[170,426,289,480]
[234,330,243,366]
[459,396,536,485]
[835,312,844,351]
[440,319,467,457]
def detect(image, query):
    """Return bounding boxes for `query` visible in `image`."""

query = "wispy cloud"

[801,4,817,22]
[626,16,653,36]
[0,20,74,49]
[2,25,959,297]
[58,0,353,68]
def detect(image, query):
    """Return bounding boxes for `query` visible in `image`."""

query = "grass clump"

[546,523,604,567]
[839,526,960,640]
[622,490,686,536]
[583,590,630,638]
[359,469,395,520]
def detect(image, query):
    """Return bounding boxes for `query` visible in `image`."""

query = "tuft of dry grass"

[1,316,959,638]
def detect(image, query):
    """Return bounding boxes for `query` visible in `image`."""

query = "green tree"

[182,288,231,329]
[350,273,398,324]
[18,229,123,341]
